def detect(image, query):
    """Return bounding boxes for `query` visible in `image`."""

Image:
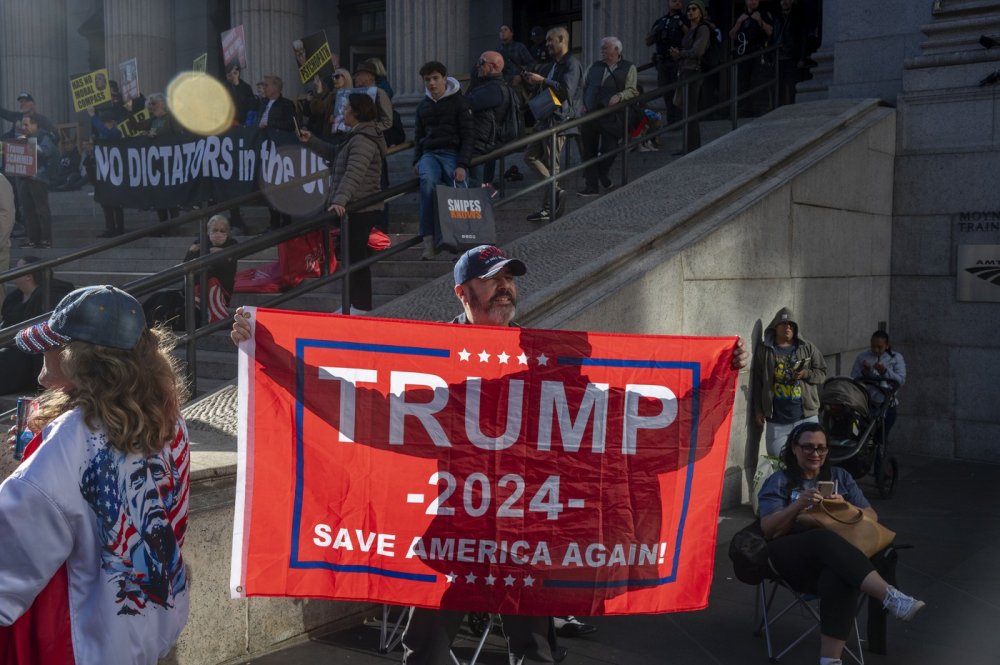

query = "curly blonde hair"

[31,327,189,456]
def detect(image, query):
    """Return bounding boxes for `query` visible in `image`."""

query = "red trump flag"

[230,308,739,615]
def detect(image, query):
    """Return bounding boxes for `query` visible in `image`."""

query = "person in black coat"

[0,256,74,393]
[257,75,299,132]
[226,64,257,126]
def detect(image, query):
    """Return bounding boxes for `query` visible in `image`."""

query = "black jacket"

[258,96,298,132]
[413,77,475,169]
[464,76,511,156]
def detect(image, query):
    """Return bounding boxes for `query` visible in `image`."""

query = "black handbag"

[728,520,772,585]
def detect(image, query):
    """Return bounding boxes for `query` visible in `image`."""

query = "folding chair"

[754,577,866,664]
[367,605,494,665]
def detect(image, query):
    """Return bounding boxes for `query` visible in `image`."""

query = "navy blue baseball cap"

[16,285,146,353]
[453,245,527,286]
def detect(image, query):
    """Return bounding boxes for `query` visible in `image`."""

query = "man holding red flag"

[231,244,749,663]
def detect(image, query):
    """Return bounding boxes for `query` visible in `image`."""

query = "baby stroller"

[818,376,901,499]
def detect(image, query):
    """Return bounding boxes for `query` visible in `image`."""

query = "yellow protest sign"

[70,68,113,112]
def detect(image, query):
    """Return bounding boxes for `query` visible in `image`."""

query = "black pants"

[737,53,772,115]
[342,210,377,311]
[657,61,681,123]
[19,179,51,245]
[102,205,124,234]
[402,608,553,664]
[768,529,875,640]
[678,70,703,152]
[580,120,621,189]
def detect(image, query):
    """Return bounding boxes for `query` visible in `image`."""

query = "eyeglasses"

[796,444,828,455]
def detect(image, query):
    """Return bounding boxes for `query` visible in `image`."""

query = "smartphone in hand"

[817,480,836,498]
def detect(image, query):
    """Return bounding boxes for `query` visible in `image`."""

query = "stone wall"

[377,98,897,507]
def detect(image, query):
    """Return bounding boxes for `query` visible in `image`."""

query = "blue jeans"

[417,150,460,239]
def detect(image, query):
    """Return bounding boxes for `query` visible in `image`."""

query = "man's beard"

[468,288,516,325]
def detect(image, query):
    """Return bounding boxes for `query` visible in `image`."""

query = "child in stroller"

[819,375,900,499]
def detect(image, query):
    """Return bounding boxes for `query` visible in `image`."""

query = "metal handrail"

[0,48,779,393]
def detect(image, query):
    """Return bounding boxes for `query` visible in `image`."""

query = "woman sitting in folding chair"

[757,422,925,665]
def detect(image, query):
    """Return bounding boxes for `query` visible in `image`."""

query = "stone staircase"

[5,120,742,399]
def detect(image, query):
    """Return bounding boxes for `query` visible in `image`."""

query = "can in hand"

[14,397,37,461]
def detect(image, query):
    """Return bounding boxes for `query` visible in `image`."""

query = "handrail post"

[197,217,208,335]
[340,212,350,315]
[548,130,558,216]
[621,104,630,187]
[730,60,739,129]
[774,49,781,109]
[498,154,506,197]
[183,272,198,395]
[681,81,690,155]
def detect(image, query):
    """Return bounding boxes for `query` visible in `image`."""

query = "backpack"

[495,82,523,144]
[384,109,406,147]
[700,21,724,72]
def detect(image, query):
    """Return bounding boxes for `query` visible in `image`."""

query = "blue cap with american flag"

[16,285,146,354]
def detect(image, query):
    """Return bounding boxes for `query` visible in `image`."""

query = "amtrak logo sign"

[957,244,1000,302]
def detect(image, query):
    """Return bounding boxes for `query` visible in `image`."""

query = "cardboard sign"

[221,25,248,72]
[70,69,113,112]
[230,310,739,616]
[2,140,37,177]
[296,31,336,84]
[119,58,140,102]
[117,108,151,138]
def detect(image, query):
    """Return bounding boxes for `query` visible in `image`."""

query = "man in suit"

[257,75,298,132]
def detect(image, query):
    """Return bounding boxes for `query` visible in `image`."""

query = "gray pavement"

[233,453,1000,664]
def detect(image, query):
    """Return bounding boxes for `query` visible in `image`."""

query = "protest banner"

[119,58,140,102]
[230,311,739,615]
[117,108,150,138]
[91,128,329,212]
[70,69,113,112]
[221,25,248,71]
[2,140,37,177]
[296,31,336,84]
[193,53,208,73]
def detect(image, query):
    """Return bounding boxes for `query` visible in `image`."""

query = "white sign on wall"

[957,244,1000,302]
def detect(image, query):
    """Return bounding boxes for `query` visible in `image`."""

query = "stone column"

[796,0,838,101]
[104,0,176,97]
[231,0,305,98]
[386,0,470,120]
[0,0,69,122]
[581,0,660,74]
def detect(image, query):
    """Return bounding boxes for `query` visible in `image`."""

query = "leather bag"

[796,499,896,558]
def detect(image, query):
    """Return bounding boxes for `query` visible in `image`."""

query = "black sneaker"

[526,208,551,222]
[577,187,599,197]
[19,240,37,248]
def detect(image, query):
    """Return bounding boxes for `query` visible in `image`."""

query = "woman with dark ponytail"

[850,330,906,436]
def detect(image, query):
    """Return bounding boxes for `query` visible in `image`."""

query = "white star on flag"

[478,350,491,363]
[523,575,535,587]
[517,352,528,365]
[445,572,457,583]
[504,574,516,586]
[458,349,471,362]
[484,574,497,586]
[497,351,510,364]
[465,572,478,584]
[537,353,549,366]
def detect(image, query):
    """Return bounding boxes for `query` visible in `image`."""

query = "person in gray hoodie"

[751,307,827,456]
[299,92,386,314]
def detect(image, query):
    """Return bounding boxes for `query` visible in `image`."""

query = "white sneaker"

[420,236,439,260]
[883,586,925,621]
